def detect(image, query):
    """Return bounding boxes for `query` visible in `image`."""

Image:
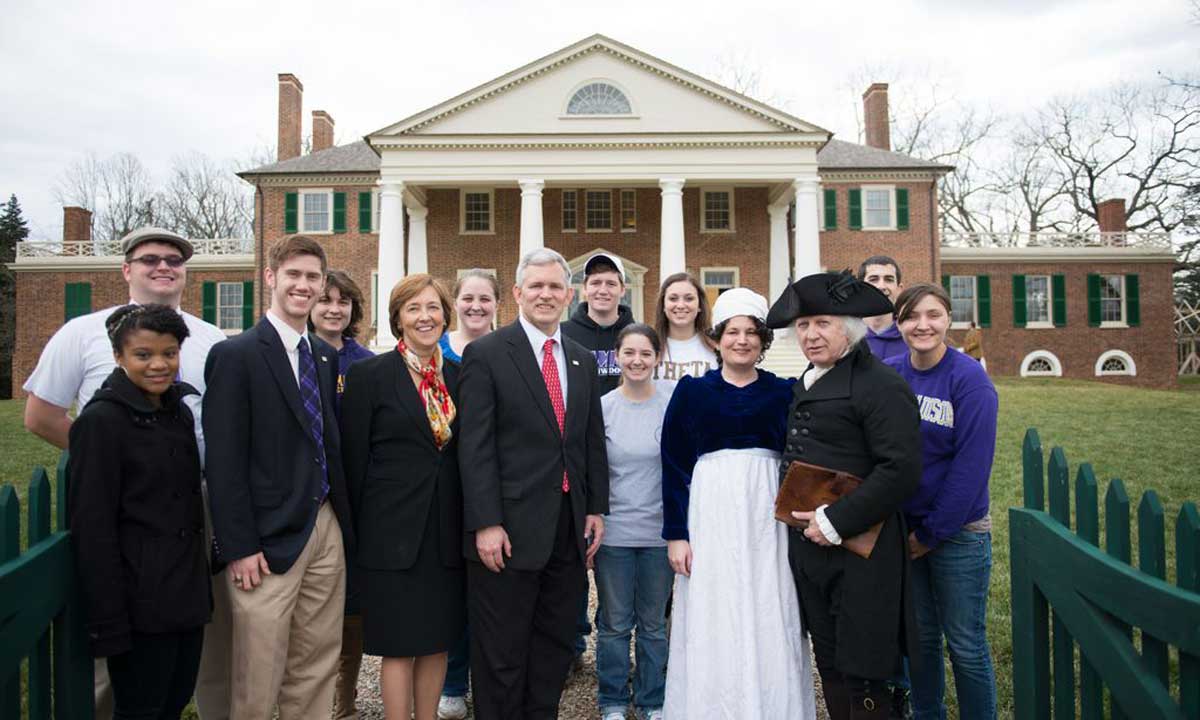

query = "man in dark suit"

[203,235,354,719]
[457,247,610,720]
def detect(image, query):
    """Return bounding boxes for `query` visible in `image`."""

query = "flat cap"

[765,270,893,328]
[120,227,194,260]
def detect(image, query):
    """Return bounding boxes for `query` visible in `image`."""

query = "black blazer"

[68,369,211,657]
[457,321,609,571]
[202,317,354,574]
[341,351,462,570]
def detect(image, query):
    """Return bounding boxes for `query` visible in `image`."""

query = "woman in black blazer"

[341,273,464,720]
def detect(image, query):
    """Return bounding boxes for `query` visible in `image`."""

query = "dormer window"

[566,82,632,115]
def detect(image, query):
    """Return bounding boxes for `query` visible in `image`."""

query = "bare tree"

[53,152,157,242]
[710,50,792,110]
[158,153,252,239]
[991,129,1076,233]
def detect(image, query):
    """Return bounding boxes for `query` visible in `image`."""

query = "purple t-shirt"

[885,348,998,549]
[866,323,907,361]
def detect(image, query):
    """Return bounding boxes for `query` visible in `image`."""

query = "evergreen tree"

[0,194,29,261]
[0,194,23,399]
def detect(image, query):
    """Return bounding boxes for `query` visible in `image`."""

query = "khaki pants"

[227,503,345,720]
[332,614,364,720]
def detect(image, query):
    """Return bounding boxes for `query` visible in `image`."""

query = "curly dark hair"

[105,304,190,354]
[705,316,773,366]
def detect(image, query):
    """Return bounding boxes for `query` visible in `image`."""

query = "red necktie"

[541,339,568,492]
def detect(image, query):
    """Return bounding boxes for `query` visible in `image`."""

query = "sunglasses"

[129,254,186,268]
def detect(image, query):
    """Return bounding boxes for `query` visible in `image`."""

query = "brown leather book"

[774,460,882,559]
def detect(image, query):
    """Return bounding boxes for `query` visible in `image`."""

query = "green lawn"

[2,377,1198,718]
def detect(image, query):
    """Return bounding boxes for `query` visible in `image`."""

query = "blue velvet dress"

[660,369,816,719]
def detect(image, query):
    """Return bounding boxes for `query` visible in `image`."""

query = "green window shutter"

[242,281,255,330]
[1011,274,1027,328]
[62,284,74,322]
[202,282,216,324]
[1087,274,1101,327]
[332,192,346,233]
[1051,274,1067,327]
[1125,274,1140,327]
[941,274,950,292]
[848,189,862,230]
[976,275,991,328]
[358,192,372,233]
[64,282,91,321]
[896,188,910,230]
[823,189,837,230]
[284,192,298,234]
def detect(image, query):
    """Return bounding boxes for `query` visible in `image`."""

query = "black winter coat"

[68,369,211,658]
[783,343,921,678]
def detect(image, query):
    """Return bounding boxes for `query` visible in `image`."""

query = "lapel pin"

[571,360,580,366]
[320,356,328,362]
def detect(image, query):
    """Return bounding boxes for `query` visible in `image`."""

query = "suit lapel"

[563,340,588,438]
[793,354,854,404]
[309,333,338,438]
[392,351,436,448]
[257,319,312,435]
[504,323,561,437]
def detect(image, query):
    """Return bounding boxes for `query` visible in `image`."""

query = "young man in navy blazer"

[203,235,354,719]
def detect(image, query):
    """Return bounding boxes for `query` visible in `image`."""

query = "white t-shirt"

[655,334,718,382]
[23,304,228,463]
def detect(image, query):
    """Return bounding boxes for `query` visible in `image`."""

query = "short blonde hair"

[387,274,452,341]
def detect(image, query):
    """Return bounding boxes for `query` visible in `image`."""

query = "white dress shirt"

[518,313,568,409]
[265,309,305,386]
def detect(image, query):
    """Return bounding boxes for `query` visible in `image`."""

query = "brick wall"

[817,180,939,285]
[940,259,1176,388]
[11,268,254,397]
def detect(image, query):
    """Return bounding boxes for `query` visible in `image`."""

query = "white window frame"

[299,188,333,234]
[1095,349,1137,377]
[562,190,577,233]
[620,189,636,232]
[1099,274,1127,328]
[216,282,245,335]
[585,189,612,232]
[459,188,494,235]
[700,266,740,292]
[948,275,977,330]
[861,185,897,231]
[700,187,736,233]
[1025,274,1053,329]
[1020,350,1063,378]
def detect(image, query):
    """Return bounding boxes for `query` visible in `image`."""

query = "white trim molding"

[1095,349,1137,377]
[1020,350,1063,378]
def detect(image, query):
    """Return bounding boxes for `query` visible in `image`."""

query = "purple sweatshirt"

[866,323,907,361]
[885,348,998,549]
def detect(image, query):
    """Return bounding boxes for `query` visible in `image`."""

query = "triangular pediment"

[369,35,829,139]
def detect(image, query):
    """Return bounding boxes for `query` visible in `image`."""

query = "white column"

[768,203,790,302]
[407,205,428,275]
[792,177,822,279]
[376,181,405,347]
[659,178,686,279]
[518,179,545,259]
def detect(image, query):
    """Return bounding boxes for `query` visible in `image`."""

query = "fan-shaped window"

[1095,349,1136,377]
[1020,350,1063,378]
[566,82,632,115]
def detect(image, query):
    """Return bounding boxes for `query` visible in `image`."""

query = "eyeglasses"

[129,254,186,268]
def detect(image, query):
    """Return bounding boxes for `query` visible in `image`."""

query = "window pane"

[566,82,632,115]
[218,307,241,330]
[216,282,243,331]
[704,191,730,230]
[464,192,490,232]
[1029,358,1053,373]
[303,193,329,232]
[1100,275,1123,323]
[562,191,577,230]
[949,276,975,324]
[1026,276,1050,323]
[621,190,636,230]
[586,191,611,230]
[864,189,891,228]
[1102,357,1127,372]
[704,270,735,286]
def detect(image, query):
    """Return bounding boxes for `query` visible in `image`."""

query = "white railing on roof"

[16,238,254,258]
[941,231,1172,250]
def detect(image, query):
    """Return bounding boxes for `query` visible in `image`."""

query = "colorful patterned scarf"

[396,339,456,449]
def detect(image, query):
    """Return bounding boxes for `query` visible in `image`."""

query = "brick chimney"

[278,74,303,162]
[312,110,334,153]
[62,206,92,244]
[1097,198,1127,233]
[863,83,891,151]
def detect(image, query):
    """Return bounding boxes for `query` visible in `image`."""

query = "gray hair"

[515,247,571,287]
[840,316,868,347]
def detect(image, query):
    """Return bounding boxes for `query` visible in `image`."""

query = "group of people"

[24,223,998,720]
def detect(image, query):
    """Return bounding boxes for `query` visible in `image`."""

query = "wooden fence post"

[1177,502,1200,716]
[1105,479,1132,720]
[1075,464,1102,720]
[1013,428,1050,719]
[0,486,19,720]
[1048,448,1075,720]
[28,469,53,720]
[1138,490,1169,688]
[1024,429,1045,511]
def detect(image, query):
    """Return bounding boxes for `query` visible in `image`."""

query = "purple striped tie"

[298,337,329,501]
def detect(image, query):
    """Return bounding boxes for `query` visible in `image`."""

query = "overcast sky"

[2,0,1196,240]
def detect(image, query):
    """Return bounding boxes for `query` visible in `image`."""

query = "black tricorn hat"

[765,270,894,329]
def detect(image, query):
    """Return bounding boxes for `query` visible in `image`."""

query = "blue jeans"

[442,625,470,697]
[910,529,997,720]
[593,545,672,713]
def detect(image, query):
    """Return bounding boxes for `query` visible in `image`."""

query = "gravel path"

[348,571,828,719]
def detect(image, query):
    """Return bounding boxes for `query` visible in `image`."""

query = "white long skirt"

[663,448,816,720]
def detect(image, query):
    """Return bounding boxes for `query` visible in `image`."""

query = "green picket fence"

[0,454,93,720]
[1011,428,1200,719]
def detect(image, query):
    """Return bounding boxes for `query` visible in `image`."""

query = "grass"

[3,377,1199,718]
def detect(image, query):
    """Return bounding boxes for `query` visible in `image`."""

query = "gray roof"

[237,137,951,177]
